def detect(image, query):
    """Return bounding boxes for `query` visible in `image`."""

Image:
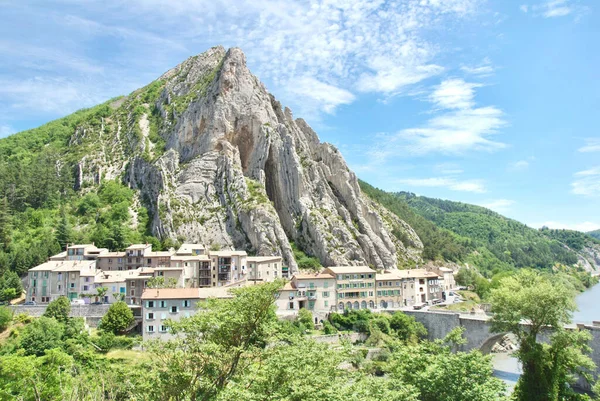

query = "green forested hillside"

[589,230,600,240]
[394,191,579,270]
[359,182,591,277]
[0,83,171,278]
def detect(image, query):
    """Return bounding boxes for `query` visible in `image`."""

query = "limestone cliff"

[78,46,423,271]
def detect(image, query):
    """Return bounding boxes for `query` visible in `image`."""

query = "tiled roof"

[325,265,375,274]
[141,287,232,300]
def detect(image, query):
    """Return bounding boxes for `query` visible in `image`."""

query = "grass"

[104,349,150,363]
[433,300,479,313]
[456,290,481,303]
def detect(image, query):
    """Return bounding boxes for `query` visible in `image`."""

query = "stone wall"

[404,310,461,341]
[11,304,110,318]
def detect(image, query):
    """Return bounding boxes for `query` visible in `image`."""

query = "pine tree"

[0,197,11,251]
[56,208,71,250]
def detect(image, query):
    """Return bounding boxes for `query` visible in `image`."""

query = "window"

[337,284,342,289]
[157,271,164,277]
[147,325,155,333]
[108,259,112,263]
[159,325,168,333]
[85,277,90,282]
[130,281,136,287]
[337,275,342,280]
[159,301,167,308]
[147,259,152,264]
[147,312,154,320]
[70,283,75,288]
[183,300,191,308]
[130,290,135,296]
[147,301,155,308]
[360,274,365,279]
[323,281,329,288]
[369,291,374,297]
[322,291,329,298]
[309,282,315,289]
[324,300,329,307]
[171,306,178,313]
[289,302,294,309]
[83,285,89,291]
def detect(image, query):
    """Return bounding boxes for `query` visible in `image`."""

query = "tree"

[0,271,24,301]
[146,276,177,289]
[99,301,134,334]
[389,312,427,344]
[56,207,71,250]
[0,306,12,332]
[490,270,594,401]
[43,296,71,324]
[386,328,507,401]
[96,286,108,302]
[149,281,283,401]
[19,316,64,356]
[297,308,314,330]
[0,197,11,251]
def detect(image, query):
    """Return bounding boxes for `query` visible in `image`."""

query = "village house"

[324,266,377,311]
[141,287,232,341]
[26,259,97,303]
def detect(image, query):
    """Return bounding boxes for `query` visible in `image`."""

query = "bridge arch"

[479,332,510,354]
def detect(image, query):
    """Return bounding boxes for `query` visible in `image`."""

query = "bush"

[13,313,32,324]
[322,320,337,335]
[19,316,64,356]
[99,301,134,334]
[0,306,12,332]
[43,296,71,323]
[297,308,314,330]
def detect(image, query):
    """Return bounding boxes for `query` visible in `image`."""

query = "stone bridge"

[403,310,600,391]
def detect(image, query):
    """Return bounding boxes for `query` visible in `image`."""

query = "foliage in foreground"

[491,270,597,401]
[0,281,511,401]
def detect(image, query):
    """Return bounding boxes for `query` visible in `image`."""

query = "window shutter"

[161,313,166,319]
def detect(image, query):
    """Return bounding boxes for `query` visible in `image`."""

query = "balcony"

[218,273,231,282]
[308,294,317,301]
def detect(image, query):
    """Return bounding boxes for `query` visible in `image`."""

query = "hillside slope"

[0,46,423,275]
[394,191,600,272]
[589,230,600,240]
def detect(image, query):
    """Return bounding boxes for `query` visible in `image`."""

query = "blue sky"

[0,0,598,231]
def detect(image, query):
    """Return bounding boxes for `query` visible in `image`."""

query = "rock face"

[89,46,423,271]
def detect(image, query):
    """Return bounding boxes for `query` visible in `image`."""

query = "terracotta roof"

[293,272,335,280]
[208,250,247,257]
[325,265,375,274]
[126,244,152,250]
[376,269,440,280]
[96,251,126,258]
[141,287,232,300]
[247,256,282,263]
[171,255,210,261]
[29,260,95,272]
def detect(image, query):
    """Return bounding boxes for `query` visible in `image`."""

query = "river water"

[492,283,600,391]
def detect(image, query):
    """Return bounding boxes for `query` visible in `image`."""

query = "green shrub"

[0,306,12,332]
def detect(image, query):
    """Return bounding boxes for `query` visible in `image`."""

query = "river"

[492,282,600,391]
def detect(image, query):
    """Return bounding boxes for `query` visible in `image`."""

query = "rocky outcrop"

[81,46,424,272]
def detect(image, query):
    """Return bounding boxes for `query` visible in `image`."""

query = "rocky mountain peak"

[86,46,424,272]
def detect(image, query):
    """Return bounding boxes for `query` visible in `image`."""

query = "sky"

[0,0,598,232]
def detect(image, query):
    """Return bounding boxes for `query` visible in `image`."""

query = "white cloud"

[397,177,486,193]
[434,163,464,175]
[479,199,515,213]
[460,58,495,77]
[571,166,600,196]
[508,160,529,171]
[529,0,588,19]
[1,0,486,124]
[578,138,600,153]
[0,125,14,138]
[0,77,110,114]
[430,78,481,110]
[520,4,529,12]
[533,221,600,232]
[365,77,507,156]
[288,77,355,114]
[397,105,506,154]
